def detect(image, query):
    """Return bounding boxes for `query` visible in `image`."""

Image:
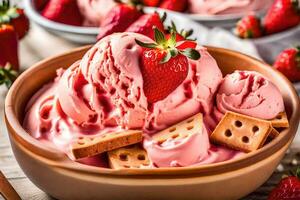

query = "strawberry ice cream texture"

[23,32,285,168]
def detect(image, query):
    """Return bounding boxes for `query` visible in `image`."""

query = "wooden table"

[0,25,299,200]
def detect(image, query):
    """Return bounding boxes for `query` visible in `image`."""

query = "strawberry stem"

[168,20,194,40]
[0,63,18,88]
[0,0,19,24]
[135,27,200,63]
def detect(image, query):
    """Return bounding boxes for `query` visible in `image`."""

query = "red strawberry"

[126,12,165,40]
[274,47,300,82]
[0,24,19,71]
[34,0,49,11]
[235,14,263,38]
[264,0,300,35]
[135,28,200,103]
[176,41,197,50]
[42,0,83,26]
[0,63,18,88]
[268,168,300,200]
[166,21,194,41]
[142,0,160,7]
[97,4,142,40]
[159,0,188,12]
[0,0,30,39]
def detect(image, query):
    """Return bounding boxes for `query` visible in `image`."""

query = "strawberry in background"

[142,0,160,7]
[0,0,30,39]
[126,12,165,40]
[42,0,83,26]
[34,0,49,11]
[268,168,300,200]
[274,47,300,82]
[264,0,300,35]
[235,14,263,39]
[97,1,143,40]
[0,24,19,70]
[159,0,188,12]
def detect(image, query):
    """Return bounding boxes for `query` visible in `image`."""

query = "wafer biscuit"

[269,112,289,128]
[108,145,150,169]
[152,113,203,145]
[210,111,273,153]
[71,130,143,160]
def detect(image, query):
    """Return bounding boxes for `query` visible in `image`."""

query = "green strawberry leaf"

[136,27,201,64]
[160,51,172,64]
[154,28,167,46]
[0,63,18,89]
[168,31,177,47]
[135,39,157,49]
[169,48,178,57]
[180,48,201,60]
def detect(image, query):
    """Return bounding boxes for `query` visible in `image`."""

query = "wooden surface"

[0,25,300,200]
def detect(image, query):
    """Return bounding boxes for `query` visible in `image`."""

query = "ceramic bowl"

[5,46,300,200]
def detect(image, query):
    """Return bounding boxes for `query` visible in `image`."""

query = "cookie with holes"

[108,144,151,169]
[152,113,203,145]
[210,111,273,153]
[71,130,143,160]
[269,112,289,128]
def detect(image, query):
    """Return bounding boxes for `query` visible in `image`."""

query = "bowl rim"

[5,45,300,176]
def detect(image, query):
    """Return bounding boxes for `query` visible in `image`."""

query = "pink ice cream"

[76,0,117,26]
[144,125,240,167]
[214,70,285,122]
[23,32,284,168]
[188,0,273,15]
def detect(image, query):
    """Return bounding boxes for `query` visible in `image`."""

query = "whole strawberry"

[97,3,142,40]
[126,12,165,40]
[0,24,19,70]
[0,0,30,39]
[142,0,160,7]
[268,168,300,200]
[235,14,263,38]
[42,0,83,26]
[135,28,200,103]
[159,0,188,12]
[274,47,300,82]
[264,0,300,35]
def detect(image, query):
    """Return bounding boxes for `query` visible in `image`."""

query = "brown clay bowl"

[5,46,300,200]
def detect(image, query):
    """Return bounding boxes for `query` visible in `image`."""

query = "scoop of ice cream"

[188,0,273,15]
[76,0,117,26]
[77,32,223,132]
[214,70,285,121]
[23,32,232,166]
